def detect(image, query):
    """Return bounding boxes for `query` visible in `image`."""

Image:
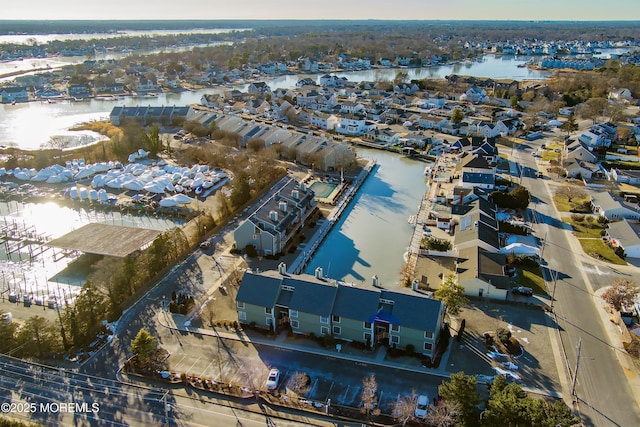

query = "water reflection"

[305,149,428,286]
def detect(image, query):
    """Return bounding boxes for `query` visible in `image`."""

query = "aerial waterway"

[304,148,430,287]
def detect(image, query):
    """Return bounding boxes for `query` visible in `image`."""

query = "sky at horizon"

[3,0,639,21]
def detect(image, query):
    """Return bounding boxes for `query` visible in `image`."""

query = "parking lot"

[447,300,564,394]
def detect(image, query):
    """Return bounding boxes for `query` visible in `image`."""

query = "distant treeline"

[1,20,639,41]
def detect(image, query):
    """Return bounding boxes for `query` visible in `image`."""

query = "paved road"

[1,354,348,427]
[512,139,640,427]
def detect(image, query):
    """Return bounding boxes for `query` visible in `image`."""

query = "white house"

[458,154,496,190]
[336,115,368,136]
[606,220,640,258]
[591,191,640,221]
[608,88,633,102]
[309,111,339,130]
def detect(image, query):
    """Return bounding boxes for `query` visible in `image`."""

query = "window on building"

[289,309,298,318]
[238,311,246,321]
[424,331,433,339]
[266,317,273,326]
[237,301,245,309]
[333,326,341,335]
[320,316,329,324]
[265,307,272,314]
[364,322,372,329]
[390,324,400,332]
[321,326,329,336]
[390,335,400,345]
[332,315,341,323]
[424,342,433,352]
[290,320,299,329]
[364,332,372,343]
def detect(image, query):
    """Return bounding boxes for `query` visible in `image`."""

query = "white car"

[265,368,280,390]
[415,395,429,418]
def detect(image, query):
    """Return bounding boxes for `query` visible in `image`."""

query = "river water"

[0,54,552,150]
[305,148,428,287]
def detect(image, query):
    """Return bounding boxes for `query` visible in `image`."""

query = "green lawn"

[542,150,560,161]
[578,239,627,265]
[516,265,548,295]
[562,217,604,238]
[553,195,590,212]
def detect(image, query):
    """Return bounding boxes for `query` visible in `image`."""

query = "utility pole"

[571,337,582,399]
[550,269,558,311]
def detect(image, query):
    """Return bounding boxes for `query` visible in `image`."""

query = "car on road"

[199,240,212,249]
[266,368,280,390]
[536,171,544,178]
[415,395,429,418]
[512,286,533,296]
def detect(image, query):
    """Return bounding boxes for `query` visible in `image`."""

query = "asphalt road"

[1,354,348,427]
[512,138,640,427]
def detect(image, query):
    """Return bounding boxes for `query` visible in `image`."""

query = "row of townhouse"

[109,105,195,126]
[234,178,316,256]
[210,113,356,171]
[236,265,446,357]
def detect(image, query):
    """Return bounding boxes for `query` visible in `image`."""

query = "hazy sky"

[3,0,639,21]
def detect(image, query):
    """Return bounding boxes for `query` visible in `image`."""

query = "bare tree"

[360,374,381,418]
[286,371,311,397]
[392,391,417,426]
[425,401,462,427]
[602,279,639,311]
[555,186,587,203]
[45,135,70,151]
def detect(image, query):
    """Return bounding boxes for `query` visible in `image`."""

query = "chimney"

[292,189,300,200]
[300,182,307,192]
[372,275,379,287]
[412,280,419,291]
[269,210,279,222]
[279,200,287,212]
[315,267,323,279]
[277,262,287,275]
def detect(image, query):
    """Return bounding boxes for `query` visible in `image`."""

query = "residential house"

[563,159,599,179]
[608,88,633,102]
[611,169,640,185]
[454,211,500,253]
[68,84,92,99]
[135,76,156,93]
[458,154,496,190]
[319,74,347,88]
[591,191,640,221]
[394,83,420,95]
[201,94,222,109]
[606,220,640,258]
[419,115,449,131]
[248,81,272,95]
[296,78,316,88]
[462,86,488,104]
[236,267,445,357]
[564,140,598,163]
[233,179,316,256]
[309,111,339,130]
[339,101,365,115]
[578,127,611,148]
[457,246,510,299]
[0,86,29,103]
[336,115,368,136]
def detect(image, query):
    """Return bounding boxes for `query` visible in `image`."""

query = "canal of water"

[305,148,428,287]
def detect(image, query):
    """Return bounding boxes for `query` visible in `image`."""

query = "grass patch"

[516,265,548,295]
[578,239,626,265]
[562,217,626,265]
[562,217,603,238]
[71,120,124,140]
[542,149,560,161]
[553,194,590,212]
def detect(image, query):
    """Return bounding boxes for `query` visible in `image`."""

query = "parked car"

[536,171,544,178]
[415,395,429,418]
[199,240,212,249]
[513,286,533,296]
[266,368,280,390]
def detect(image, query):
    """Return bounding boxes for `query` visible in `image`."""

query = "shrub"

[405,344,415,355]
[245,245,258,258]
[496,327,512,344]
[571,214,585,222]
